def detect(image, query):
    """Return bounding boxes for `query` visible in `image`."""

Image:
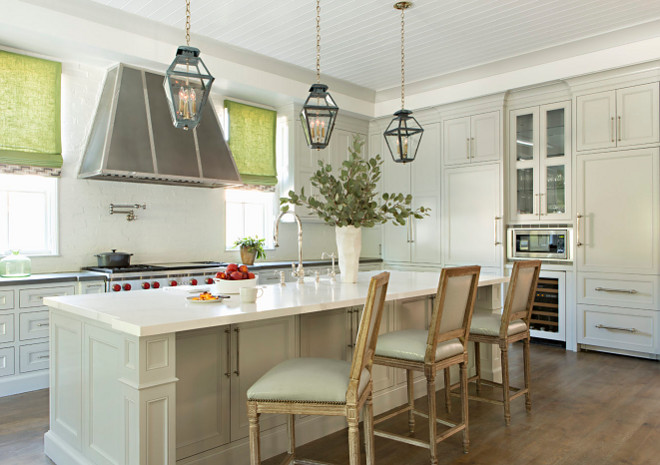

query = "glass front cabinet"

[509,102,571,222]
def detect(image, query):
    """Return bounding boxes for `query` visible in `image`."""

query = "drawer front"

[0,347,15,377]
[19,311,49,341]
[578,273,658,310]
[0,313,15,344]
[19,285,75,309]
[578,304,656,353]
[19,342,49,373]
[0,289,14,310]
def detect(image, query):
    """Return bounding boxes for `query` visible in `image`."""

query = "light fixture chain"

[400,5,405,110]
[185,0,191,46]
[316,0,321,83]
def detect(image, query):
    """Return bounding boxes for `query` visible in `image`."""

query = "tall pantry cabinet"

[571,74,660,358]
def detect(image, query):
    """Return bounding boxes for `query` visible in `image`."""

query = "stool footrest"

[374,404,412,425]
[374,429,430,449]
[412,409,456,428]
[292,458,335,465]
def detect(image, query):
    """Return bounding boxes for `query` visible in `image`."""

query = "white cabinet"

[576,83,659,152]
[575,148,660,274]
[381,123,441,264]
[443,111,500,166]
[443,163,503,269]
[509,102,571,222]
[175,316,297,459]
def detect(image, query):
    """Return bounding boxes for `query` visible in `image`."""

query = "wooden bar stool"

[457,260,541,426]
[372,266,481,465]
[246,272,390,465]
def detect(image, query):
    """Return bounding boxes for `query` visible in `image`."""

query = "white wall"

[28,62,380,274]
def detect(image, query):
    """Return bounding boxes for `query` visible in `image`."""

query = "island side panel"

[45,308,178,465]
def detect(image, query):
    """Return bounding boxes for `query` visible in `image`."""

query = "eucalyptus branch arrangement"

[280,135,429,227]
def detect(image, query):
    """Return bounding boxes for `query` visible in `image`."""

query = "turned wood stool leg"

[500,344,511,426]
[444,368,452,413]
[427,373,438,465]
[524,338,532,412]
[460,361,469,453]
[364,393,375,465]
[406,369,415,432]
[248,402,261,465]
[474,341,482,393]
[347,408,361,465]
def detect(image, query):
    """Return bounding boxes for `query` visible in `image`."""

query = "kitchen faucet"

[274,211,305,284]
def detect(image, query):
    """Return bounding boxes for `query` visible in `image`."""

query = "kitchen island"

[43,270,508,465]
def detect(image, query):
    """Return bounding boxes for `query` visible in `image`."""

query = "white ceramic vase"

[335,225,362,283]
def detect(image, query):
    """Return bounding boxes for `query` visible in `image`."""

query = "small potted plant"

[233,236,266,265]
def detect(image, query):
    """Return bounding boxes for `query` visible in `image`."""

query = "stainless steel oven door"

[507,228,571,261]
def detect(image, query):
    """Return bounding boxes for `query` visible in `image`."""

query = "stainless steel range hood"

[79,64,241,187]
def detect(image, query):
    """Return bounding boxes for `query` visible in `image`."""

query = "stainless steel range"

[84,261,226,292]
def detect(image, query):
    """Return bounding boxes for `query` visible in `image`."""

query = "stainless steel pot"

[95,249,133,267]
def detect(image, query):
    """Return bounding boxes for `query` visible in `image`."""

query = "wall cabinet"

[175,316,297,460]
[443,163,503,269]
[575,148,659,274]
[509,102,571,222]
[443,111,500,166]
[576,82,659,152]
[381,123,441,264]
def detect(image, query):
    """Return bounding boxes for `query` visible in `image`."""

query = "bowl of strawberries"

[213,263,258,294]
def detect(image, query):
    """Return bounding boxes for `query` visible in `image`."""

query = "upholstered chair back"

[500,261,541,337]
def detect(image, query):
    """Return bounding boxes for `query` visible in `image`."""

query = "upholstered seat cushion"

[470,314,527,337]
[247,358,370,404]
[375,330,464,363]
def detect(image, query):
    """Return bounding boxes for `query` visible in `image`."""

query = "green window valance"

[224,100,277,187]
[0,50,62,175]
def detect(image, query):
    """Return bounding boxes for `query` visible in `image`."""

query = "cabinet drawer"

[19,342,49,373]
[578,304,656,353]
[0,347,15,377]
[0,314,14,344]
[578,273,658,310]
[0,289,14,310]
[19,311,49,341]
[19,285,75,309]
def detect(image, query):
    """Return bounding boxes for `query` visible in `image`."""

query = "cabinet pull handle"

[36,322,49,327]
[409,217,414,243]
[224,328,232,377]
[37,354,50,360]
[539,193,546,216]
[617,116,621,142]
[348,309,354,348]
[610,117,615,142]
[466,138,470,159]
[233,327,240,376]
[494,216,502,245]
[595,324,638,333]
[576,213,583,246]
[470,137,475,158]
[595,287,638,294]
[534,193,540,216]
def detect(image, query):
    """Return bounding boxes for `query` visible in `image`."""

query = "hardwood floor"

[1,344,659,465]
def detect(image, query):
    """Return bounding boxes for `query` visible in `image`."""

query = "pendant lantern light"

[300,0,339,150]
[164,0,215,130]
[384,2,423,164]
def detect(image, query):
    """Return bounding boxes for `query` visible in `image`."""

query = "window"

[0,173,58,255]
[224,189,275,250]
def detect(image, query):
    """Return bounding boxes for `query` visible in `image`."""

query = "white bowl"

[213,276,258,294]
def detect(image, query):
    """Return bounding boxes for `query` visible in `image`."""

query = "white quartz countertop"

[44,270,508,337]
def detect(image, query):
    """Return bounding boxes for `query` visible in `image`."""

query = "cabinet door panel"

[382,161,411,262]
[509,107,539,221]
[444,164,502,267]
[176,328,231,460]
[471,111,500,163]
[230,317,297,442]
[617,83,660,147]
[443,116,470,166]
[300,308,350,360]
[539,102,571,221]
[576,148,659,273]
[576,91,616,151]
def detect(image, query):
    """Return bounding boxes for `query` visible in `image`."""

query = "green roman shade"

[224,100,277,187]
[0,50,62,175]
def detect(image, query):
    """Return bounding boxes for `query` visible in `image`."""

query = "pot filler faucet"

[274,211,305,284]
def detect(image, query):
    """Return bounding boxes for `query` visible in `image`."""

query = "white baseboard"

[0,370,48,397]
[44,431,88,465]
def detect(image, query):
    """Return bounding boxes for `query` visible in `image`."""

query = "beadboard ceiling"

[86,0,660,91]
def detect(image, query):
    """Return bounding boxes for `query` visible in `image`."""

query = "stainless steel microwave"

[507,228,572,262]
